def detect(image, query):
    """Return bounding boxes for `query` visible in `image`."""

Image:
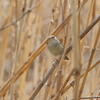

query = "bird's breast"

[48,42,63,56]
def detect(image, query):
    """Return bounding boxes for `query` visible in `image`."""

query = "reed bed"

[0,0,100,100]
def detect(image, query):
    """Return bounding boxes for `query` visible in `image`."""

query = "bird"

[47,35,69,60]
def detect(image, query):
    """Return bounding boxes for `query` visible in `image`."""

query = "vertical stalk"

[71,0,81,100]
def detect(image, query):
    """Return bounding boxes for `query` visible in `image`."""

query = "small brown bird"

[47,36,69,60]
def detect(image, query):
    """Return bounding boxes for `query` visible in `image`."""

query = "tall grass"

[0,0,100,100]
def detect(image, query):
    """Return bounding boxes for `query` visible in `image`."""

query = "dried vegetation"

[0,0,100,100]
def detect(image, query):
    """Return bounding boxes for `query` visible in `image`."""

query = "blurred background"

[0,0,100,100]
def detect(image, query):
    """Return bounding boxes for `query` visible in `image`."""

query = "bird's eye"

[51,36,55,38]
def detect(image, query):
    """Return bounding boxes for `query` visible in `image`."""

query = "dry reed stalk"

[71,0,80,100]
[80,0,96,60]
[88,0,96,96]
[18,12,34,99]
[28,57,62,100]
[47,0,70,98]
[53,69,74,100]
[55,0,71,99]
[65,15,100,55]
[0,13,71,97]
[0,13,99,98]
[11,0,40,99]
[0,1,100,99]
[91,64,100,94]
[43,61,57,100]
[78,0,82,67]
[10,0,41,99]
[0,0,14,88]
[0,1,86,94]
[70,96,100,100]
[79,10,100,99]
[32,17,40,87]
[0,0,44,31]
[10,0,27,99]
[43,75,53,100]
[55,1,64,96]
[27,15,100,100]
[61,59,100,95]
[35,4,44,99]
[0,2,15,100]
[47,75,57,99]
[0,14,99,99]
[3,91,8,100]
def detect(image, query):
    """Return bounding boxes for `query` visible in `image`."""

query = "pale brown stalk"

[0,13,71,98]
[61,59,100,95]
[79,23,100,97]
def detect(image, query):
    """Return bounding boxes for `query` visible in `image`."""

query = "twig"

[79,26,100,97]
[27,15,100,100]
[65,14,100,55]
[53,69,74,100]
[0,0,44,31]
[0,12,72,98]
[28,58,61,100]
[61,59,100,95]
[0,14,99,98]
